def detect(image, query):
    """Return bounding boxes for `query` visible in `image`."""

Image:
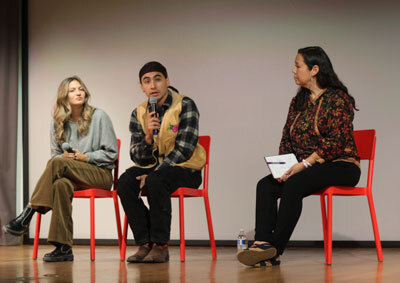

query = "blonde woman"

[2,76,118,262]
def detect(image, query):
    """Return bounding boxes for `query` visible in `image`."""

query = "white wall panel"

[29,0,400,241]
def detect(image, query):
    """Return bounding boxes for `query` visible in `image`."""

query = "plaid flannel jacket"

[129,91,200,171]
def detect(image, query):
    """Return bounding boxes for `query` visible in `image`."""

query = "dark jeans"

[117,165,202,245]
[255,161,361,255]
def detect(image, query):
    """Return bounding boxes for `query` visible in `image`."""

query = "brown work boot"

[142,243,169,263]
[127,243,152,263]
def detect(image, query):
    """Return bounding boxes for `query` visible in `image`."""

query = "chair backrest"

[112,139,121,191]
[354,129,376,161]
[353,130,376,189]
[198,136,211,192]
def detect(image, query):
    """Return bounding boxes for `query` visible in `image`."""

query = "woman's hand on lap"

[62,152,74,159]
[72,149,89,162]
[279,162,305,182]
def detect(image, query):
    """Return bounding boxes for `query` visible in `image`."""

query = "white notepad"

[264,153,298,179]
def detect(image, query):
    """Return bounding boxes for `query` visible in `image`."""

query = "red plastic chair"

[32,139,123,261]
[314,129,383,264]
[120,136,216,262]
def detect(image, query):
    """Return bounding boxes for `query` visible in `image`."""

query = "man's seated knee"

[117,171,131,193]
[119,167,153,185]
[144,172,162,192]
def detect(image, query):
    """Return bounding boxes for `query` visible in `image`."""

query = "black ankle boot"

[43,244,74,262]
[2,207,35,236]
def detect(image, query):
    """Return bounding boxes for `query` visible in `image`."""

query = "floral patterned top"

[279,88,360,166]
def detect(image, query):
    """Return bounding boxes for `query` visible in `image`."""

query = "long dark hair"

[294,46,357,111]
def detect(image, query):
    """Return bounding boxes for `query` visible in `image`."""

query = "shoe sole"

[152,256,169,263]
[2,225,26,236]
[236,247,277,266]
[142,255,169,263]
[43,254,74,262]
[142,259,169,263]
[127,258,144,263]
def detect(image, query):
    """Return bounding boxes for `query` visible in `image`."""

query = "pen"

[267,162,286,164]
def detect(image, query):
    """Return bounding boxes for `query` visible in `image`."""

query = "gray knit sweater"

[50,108,118,170]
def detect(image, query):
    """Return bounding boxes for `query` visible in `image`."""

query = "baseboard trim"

[26,238,400,248]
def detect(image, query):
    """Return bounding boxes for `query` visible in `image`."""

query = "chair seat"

[74,188,117,198]
[315,186,368,196]
[171,188,205,197]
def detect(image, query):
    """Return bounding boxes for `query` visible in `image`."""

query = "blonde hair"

[53,76,95,142]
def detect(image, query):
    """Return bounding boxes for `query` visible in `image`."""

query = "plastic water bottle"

[237,229,248,251]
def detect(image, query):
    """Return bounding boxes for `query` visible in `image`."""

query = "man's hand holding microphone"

[145,97,160,145]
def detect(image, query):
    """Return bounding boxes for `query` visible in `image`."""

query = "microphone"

[61,142,74,153]
[149,97,158,135]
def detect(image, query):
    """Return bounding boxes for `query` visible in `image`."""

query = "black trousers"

[117,165,202,245]
[255,161,361,255]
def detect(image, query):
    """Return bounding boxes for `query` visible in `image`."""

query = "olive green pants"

[30,158,113,246]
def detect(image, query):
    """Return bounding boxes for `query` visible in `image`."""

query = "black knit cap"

[139,61,168,81]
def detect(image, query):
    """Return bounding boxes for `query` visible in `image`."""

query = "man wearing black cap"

[117,61,206,263]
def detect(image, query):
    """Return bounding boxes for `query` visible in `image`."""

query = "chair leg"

[179,195,185,262]
[120,215,129,261]
[90,196,95,261]
[319,195,328,263]
[327,194,333,265]
[367,194,383,262]
[32,213,42,260]
[204,195,217,259]
[113,193,122,248]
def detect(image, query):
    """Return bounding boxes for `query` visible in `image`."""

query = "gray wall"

[28,0,400,242]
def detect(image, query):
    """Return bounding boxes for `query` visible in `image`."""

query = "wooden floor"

[0,245,399,282]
